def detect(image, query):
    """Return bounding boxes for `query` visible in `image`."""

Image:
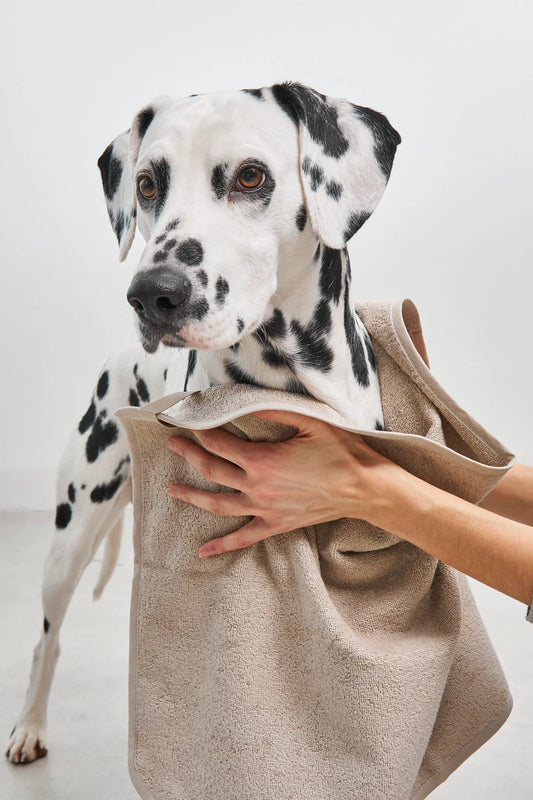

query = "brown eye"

[138,174,156,199]
[235,165,265,191]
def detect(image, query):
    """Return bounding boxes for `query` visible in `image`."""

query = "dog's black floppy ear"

[271,82,401,249]
[98,129,136,261]
[97,97,169,261]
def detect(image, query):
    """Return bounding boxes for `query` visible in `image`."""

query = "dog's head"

[98,83,400,352]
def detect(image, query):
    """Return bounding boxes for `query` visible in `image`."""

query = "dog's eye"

[137,175,156,200]
[235,165,265,192]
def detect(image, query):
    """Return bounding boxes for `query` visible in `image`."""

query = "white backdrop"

[1,0,532,507]
[1,1,533,797]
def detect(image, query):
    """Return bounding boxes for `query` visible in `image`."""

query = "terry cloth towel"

[116,299,514,800]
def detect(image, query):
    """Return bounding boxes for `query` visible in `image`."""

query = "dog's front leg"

[6,469,131,764]
[5,345,170,763]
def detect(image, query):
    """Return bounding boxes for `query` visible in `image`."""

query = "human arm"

[479,463,533,526]
[365,459,533,605]
[166,410,533,606]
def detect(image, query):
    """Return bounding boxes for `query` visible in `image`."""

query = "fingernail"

[199,546,214,558]
[167,485,181,497]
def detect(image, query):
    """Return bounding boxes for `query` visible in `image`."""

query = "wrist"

[350,457,432,533]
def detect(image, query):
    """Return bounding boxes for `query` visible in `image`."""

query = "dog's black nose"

[127,269,192,325]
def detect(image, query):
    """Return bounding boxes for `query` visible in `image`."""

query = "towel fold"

[117,298,513,800]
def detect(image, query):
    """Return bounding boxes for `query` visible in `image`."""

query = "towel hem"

[410,694,513,800]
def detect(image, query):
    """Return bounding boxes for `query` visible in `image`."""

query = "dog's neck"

[201,240,383,428]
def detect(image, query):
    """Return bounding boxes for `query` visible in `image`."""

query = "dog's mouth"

[138,317,258,352]
[137,322,185,353]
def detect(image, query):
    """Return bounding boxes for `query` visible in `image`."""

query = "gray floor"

[0,510,532,800]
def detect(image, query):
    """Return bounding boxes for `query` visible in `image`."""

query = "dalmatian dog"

[6,82,400,764]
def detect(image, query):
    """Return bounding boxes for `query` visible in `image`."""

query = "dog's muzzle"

[127,268,192,335]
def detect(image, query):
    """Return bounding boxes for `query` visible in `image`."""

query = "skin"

[166,409,533,607]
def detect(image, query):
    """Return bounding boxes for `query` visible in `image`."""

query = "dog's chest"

[200,337,302,393]
[198,327,384,430]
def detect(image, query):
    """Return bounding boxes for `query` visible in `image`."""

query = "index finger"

[184,426,257,470]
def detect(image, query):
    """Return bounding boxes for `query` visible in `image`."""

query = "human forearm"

[363,465,533,605]
[479,463,533,526]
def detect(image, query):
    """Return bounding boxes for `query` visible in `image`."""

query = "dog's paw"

[5,724,48,764]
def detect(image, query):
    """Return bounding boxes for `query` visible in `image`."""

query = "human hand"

[166,409,396,558]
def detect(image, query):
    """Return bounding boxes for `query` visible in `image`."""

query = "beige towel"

[116,299,514,800]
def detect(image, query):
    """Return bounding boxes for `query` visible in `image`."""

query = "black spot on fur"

[90,475,124,504]
[55,503,72,529]
[115,210,125,241]
[44,617,50,634]
[166,218,180,232]
[215,277,229,305]
[163,238,176,252]
[163,368,168,381]
[136,376,150,403]
[320,247,343,305]
[81,483,86,490]
[184,349,197,391]
[353,106,401,179]
[137,107,155,140]
[310,167,324,191]
[197,270,208,288]
[68,483,76,504]
[96,370,109,399]
[152,158,171,218]
[253,310,288,365]
[176,239,204,266]
[86,415,119,463]
[364,330,377,372]
[129,388,140,406]
[224,360,265,387]
[344,211,371,240]
[296,205,307,231]
[229,342,240,352]
[260,308,286,340]
[155,232,167,245]
[97,144,123,201]
[272,82,349,159]
[302,159,324,191]
[261,347,294,369]
[313,298,332,334]
[326,181,343,200]
[290,301,333,372]
[242,88,264,100]
[314,243,321,261]
[237,318,245,334]
[343,276,370,386]
[345,248,352,281]
[374,419,385,431]
[153,249,167,263]
[79,399,97,434]
[133,364,138,376]
[286,378,313,397]
[211,164,228,200]
[190,298,209,320]
[114,456,130,476]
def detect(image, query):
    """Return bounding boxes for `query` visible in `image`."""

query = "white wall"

[2,4,533,796]
[1,0,532,508]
